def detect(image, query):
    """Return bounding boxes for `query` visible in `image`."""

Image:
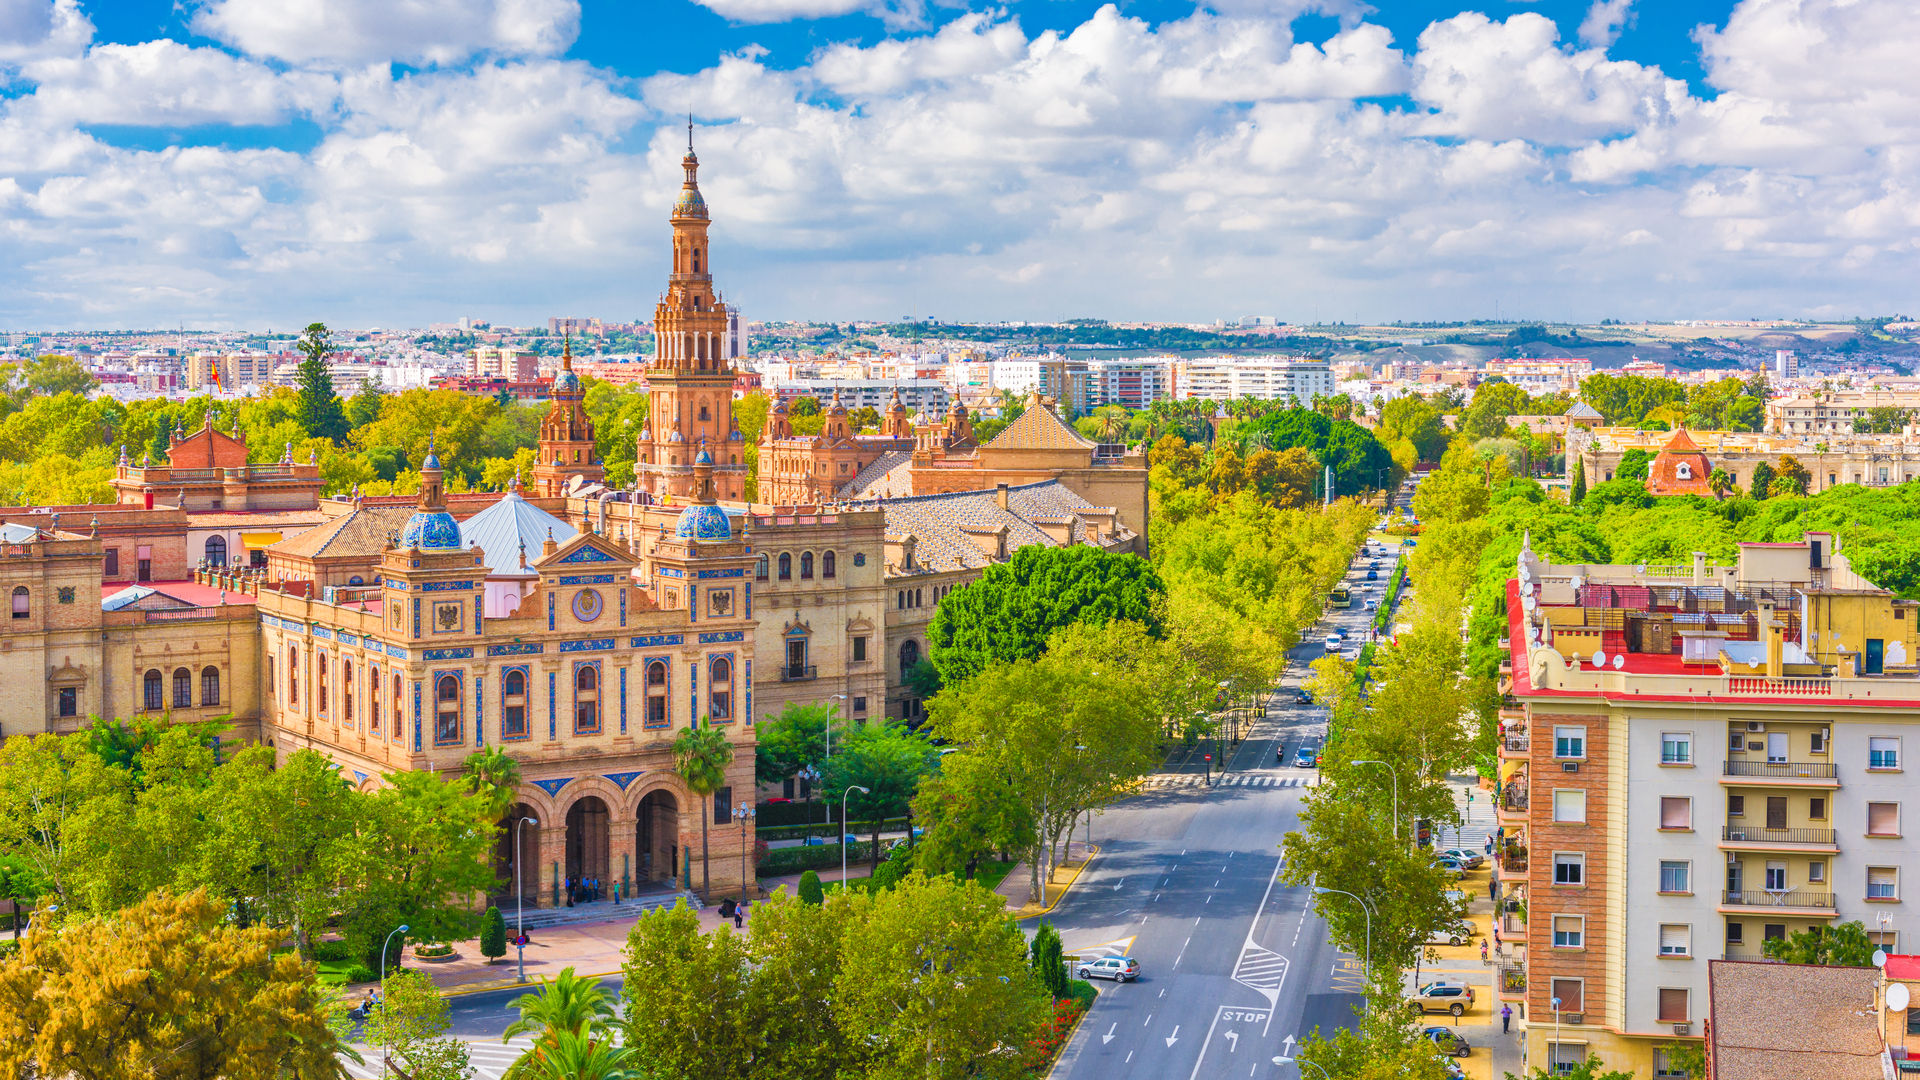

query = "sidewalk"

[999,839,1096,919]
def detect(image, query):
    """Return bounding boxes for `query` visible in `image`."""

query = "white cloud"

[191,0,580,66]
[1578,0,1634,50]
[0,0,90,65]
[690,0,924,28]
[21,41,338,127]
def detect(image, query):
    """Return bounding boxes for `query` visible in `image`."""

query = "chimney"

[995,483,1009,510]
[1691,551,1707,587]
[1760,603,1784,679]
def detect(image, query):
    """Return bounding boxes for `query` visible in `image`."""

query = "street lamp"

[842,785,870,888]
[732,804,757,902]
[515,816,539,984]
[1074,745,1091,856]
[797,763,821,844]
[1273,1056,1331,1079]
[379,922,410,1078]
[1351,759,1399,841]
[1314,887,1372,1011]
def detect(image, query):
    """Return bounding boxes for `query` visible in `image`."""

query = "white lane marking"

[1164,1025,1180,1048]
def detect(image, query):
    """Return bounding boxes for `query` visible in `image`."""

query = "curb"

[1015,844,1102,920]
[441,968,622,998]
[1043,989,1100,1080]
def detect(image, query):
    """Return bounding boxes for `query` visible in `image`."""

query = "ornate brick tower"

[635,124,747,502]
[533,340,604,497]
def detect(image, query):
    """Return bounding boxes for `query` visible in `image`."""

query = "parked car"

[1438,1058,1466,1080]
[1077,956,1141,982]
[1439,848,1486,869]
[1424,1028,1471,1057]
[1293,744,1320,768]
[1408,980,1474,1017]
[1425,919,1476,947]
[1433,855,1470,876]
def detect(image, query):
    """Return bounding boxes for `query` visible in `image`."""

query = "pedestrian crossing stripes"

[342,1037,533,1080]
[1139,774,1315,790]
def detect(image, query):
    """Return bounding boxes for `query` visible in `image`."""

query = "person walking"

[1501,1004,1513,1034]
[1480,940,1489,965]
[733,902,745,929]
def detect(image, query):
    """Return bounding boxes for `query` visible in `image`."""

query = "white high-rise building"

[1173,358,1333,405]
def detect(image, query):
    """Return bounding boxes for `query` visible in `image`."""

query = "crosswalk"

[342,1037,533,1080]
[1138,773,1317,790]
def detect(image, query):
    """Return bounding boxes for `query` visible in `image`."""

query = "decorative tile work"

[423,647,474,661]
[412,598,421,639]
[421,580,475,592]
[558,574,618,586]
[618,588,627,628]
[487,642,543,656]
[531,777,573,797]
[656,567,685,578]
[631,634,684,648]
[547,591,555,631]
[604,771,644,790]
[353,771,370,785]
[696,568,746,578]
[688,661,697,724]
[559,638,615,653]
[474,675,484,747]
[384,643,408,658]
[548,672,556,740]
[558,545,618,564]
[413,680,422,752]
[619,666,627,735]
[699,631,746,644]
[312,627,334,640]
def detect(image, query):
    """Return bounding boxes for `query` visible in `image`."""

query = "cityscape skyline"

[2,1,1914,330]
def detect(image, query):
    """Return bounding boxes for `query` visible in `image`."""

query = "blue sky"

[0,0,1912,329]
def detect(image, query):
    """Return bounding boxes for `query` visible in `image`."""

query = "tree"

[480,905,508,965]
[1749,460,1775,500]
[1760,920,1876,966]
[503,966,620,1079]
[672,725,735,902]
[754,701,832,788]
[510,1029,640,1080]
[364,968,471,1080]
[1570,455,1587,502]
[1615,448,1651,481]
[0,888,349,1080]
[927,544,1166,687]
[15,354,96,399]
[345,768,498,967]
[1657,1041,1705,1079]
[1028,922,1069,1000]
[1376,394,1450,462]
[620,901,756,1080]
[1774,455,1811,496]
[294,322,350,442]
[346,381,389,429]
[823,721,939,874]
[462,746,523,823]
[1504,1058,1635,1080]
[1708,467,1734,498]
[797,870,824,906]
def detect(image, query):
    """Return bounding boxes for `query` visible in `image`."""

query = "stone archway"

[637,787,681,889]
[494,803,541,907]
[565,795,611,894]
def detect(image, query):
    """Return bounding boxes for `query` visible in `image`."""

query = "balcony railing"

[1721,950,1779,963]
[1726,676,1833,696]
[1498,965,1526,993]
[780,664,818,683]
[1721,826,1837,846]
[1503,734,1530,754]
[1500,789,1529,813]
[1723,760,1837,779]
[1722,889,1835,909]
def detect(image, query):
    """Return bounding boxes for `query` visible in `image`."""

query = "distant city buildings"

[1172,357,1334,406]
[1765,389,1920,435]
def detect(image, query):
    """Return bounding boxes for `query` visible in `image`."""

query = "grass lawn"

[971,859,1016,893]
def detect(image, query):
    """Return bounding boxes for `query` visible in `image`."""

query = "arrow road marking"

[1164,1025,1179,1048]
[1102,1023,1116,1045]
[1224,1030,1239,1053]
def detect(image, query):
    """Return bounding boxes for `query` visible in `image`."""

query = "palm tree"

[1708,467,1734,499]
[501,967,619,1080]
[672,723,735,903]
[462,746,522,823]
[511,1028,638,1080]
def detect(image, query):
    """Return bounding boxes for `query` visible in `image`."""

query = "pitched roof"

[858,480,1133,574]
[1706,960,1883,1080]
[458,492,576,577]
[838,450,914,499]
[269,505,417,560]
[983,405,1097,451]
[1663,426,1704,454]
[1565,401,1603,420]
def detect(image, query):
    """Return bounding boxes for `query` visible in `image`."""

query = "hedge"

[757,817,910,843]
[756,841,876,876]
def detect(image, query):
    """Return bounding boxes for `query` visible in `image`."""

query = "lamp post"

[842,785,870,888]
[733,804,757,902]
[1351,759,1399,841]
[797,763,820,845]
[1552,995,1563,1067]
[379,922,410,1078]
[1273,1056,1331,1079]
[1314,887,1372,1011]
[514,815,538,984]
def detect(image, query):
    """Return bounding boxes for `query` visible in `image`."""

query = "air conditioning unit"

[1746,722,1766,732]
[1562,761,1581,773]
[1563,1011,1585,1024]
[1672,1022,1692,1036]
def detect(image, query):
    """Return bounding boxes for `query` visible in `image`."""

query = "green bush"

[756,842,873,876]
[1029,922,1069,1000]
[871,858,908,892]
[312,939,352,963]
[343,963,377,984]
[755,817,910,843]
[1064,979,1098,1007]
[478,905,507,964]
[798,870,824,905]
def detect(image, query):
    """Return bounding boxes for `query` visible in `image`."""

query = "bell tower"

[635,121,747,502]
[533,338,603,497]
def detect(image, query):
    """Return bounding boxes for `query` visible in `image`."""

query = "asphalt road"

[1043,530,1406,1080]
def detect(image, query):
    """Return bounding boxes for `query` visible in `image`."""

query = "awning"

[240,531,283,548]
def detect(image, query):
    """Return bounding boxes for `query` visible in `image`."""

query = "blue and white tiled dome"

[552,368,580,392]
[694,448,714,466]
[675,504,731,542]
[401,510,462,549]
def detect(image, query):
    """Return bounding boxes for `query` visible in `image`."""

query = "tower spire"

[687,112,694,153]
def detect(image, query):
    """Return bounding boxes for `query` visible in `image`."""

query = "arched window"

[503,669,527,738]
[899,639,921,680]
[645,660,669,728]
[778,553,792,580]
[172,667,192,709]
[143,669,163,712]
[392,673,403,741]
[822,550,836,579]
[800,552,814,579]
[756,554,769,581]
[348,575,364,586]
[435,675,461,745]
[342,660,353,721]
[369,664,381,734]
[575,665,600,735]
[204,535,227,567]
[288,645,299,704]
[699,404,711,421]
[201,666,220,707]
[317,651,328,715]
[709,657,732,719]
[10,586,26,620]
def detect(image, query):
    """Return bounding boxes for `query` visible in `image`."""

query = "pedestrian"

[1488,879,1496,902]
[1480,940,1489,965]
[1501,1004,1512,1034]
[1484,833,1494,855]
[733,902,745,929]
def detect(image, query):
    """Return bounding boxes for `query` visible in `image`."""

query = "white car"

[1324,634,1344,652]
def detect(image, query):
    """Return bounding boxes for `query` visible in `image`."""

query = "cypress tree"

[295,322,350,443]
[1569,455,1586,503]
[798,870,824,906]
[1029,921,1069,1000]
[478,905,507,965]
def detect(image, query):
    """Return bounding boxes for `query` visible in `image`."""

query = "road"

[1044,525,1406,1080]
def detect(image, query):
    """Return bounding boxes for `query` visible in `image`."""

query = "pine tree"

[1028,921,1069,1000]
[798,870,824,906]
[479,905,507,965]
[295,322,350,443]
[1569,455,1587,502]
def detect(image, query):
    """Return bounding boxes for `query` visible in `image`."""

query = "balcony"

[1497,964,1526,998]
[1720,826,1839,852]
[1721,950,1779,963]
[780,664,818,683]
[1500,733,1530,760]
[1721,760,1839,787]
[1719,890,1837,917]
[1497,788,1529,823]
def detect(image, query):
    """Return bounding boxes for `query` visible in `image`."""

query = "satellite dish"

[1889,982,1909,1013]
[1612,654,1625,669]
[1876,949,1890,970]
[1522,595,1536,611]
[1592,650,1607,668]
[1571,575,1584,589]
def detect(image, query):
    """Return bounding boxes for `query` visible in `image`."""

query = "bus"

[1329,583,1352,609]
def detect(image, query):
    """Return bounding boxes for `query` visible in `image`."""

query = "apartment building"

[1483,357,1593,394]
[1497,531,1920,1075]
[469,345,538,382]
[1766,389,1920,434]
[1172,357,1333,405]
[1085,359,1171,409]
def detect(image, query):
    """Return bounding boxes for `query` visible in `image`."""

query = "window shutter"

[1659,925,1689,955]
[1869,802,1899,836]
[1658,987,1688,1022]
[1660,797,1690,829]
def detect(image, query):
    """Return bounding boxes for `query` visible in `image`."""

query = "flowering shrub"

[1019,998,1088,1074]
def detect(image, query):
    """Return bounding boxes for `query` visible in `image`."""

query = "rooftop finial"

[687,111,694,153]
[562,332,573,369]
